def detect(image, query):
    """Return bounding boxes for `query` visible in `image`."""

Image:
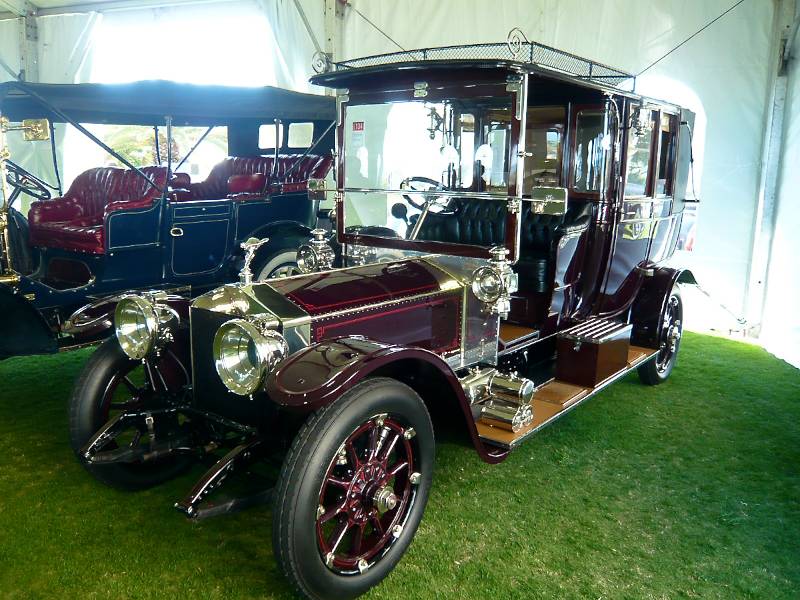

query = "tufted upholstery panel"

[418,199,591,254]
[186,154,333,200]
[28,166,168,254]
[417,198,592,293]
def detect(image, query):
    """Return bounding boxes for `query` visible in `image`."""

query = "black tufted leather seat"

[417,198,591,293]
[417,199,507,247]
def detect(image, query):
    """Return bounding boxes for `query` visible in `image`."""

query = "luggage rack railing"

[328,37,634,88]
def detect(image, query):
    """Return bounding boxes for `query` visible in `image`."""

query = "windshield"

[341,86,514,254]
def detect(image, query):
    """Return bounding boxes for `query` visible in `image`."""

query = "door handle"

[170,227,184,237]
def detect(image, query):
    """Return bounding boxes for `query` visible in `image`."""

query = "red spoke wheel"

[69,338,192,490]
[273,377,434,600]
[638,286,683,385]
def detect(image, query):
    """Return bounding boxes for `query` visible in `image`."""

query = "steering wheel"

[399,176,443,210]
[4,159,52,201]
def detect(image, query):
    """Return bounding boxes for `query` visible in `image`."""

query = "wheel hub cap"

[373,485,398,514]
[316,414,417,574]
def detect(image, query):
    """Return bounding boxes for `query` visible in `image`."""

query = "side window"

[288,122,314,148]
[572,109,605,193]
[525,106,566,190]
[458,113,475,189]
[624,107,656,197]
[655,113,677,196]
[479,110,512,191]
[258,123,284,149]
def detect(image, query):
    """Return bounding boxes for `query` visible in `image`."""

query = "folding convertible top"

[0,80,335,126]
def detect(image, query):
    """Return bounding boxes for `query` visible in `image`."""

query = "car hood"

[193,255,479,323]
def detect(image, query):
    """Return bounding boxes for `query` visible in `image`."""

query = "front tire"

[272,378,434,600]
[68,338,191,490]
[638,287,683,385]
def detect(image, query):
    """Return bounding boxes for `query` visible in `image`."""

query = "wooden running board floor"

[498,322,539,352]
[476,345,658,449]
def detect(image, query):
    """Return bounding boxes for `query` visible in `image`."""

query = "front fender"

[265,336,510,464]
[266,337,457,411]
[0,284,57,358]
[630,267,695,348]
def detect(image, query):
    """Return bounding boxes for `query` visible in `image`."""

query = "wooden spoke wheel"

[272,377,434,600]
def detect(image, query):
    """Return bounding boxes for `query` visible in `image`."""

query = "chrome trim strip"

[342,187,511,200]
[312,289,456,322]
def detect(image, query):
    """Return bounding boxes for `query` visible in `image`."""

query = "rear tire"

[272,377,434,600]
[68,338,191,490]
[638,287,683,385]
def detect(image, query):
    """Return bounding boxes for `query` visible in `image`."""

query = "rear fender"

[246,221,313,252]
[265,337,509,464]
[0,285,57,358]
[630,267,695,348]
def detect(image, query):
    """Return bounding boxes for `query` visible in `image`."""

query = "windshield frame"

[335,71,525,262]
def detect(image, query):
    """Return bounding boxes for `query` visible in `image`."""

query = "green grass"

[0,332,798,599]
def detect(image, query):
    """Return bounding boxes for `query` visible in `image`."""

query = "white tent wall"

[337,0,781,345]
[82,0,321,89]
[0,19,22,83]
[256,0,325,93]
[1,13,102,212]
[761,7,800,368]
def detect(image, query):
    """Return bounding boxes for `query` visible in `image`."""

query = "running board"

[476,346,658,449]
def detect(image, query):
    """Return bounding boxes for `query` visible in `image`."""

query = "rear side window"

[572,110,605,193]
[655,113,677,196]
[288,122,314,148]
[624,107,656,197]
[258,123,284,149]
[525,105,566,189]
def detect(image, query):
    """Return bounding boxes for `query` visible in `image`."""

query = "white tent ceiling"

[0,0,228,19]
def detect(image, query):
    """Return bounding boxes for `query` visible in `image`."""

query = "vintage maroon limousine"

[70,41,696,599]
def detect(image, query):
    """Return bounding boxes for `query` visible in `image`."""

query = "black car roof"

[309,42,683,111]
[311,40,633,90]
[0,80,335,126]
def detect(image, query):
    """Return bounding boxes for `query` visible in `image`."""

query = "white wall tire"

[255,249,301,280]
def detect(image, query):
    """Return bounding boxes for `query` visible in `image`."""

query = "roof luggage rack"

[326,29,634,89]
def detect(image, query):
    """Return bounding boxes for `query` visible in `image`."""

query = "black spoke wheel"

[638,287,683,385]
[273,377,434,600]
[69,338,192,490]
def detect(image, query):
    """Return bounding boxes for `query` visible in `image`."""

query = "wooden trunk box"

[555,320,632,387]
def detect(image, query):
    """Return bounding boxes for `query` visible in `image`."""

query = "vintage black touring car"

[0,80,334,359]
[71,39,697,599]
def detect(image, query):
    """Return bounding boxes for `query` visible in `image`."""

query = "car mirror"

[391,202,409,223]
[529,186,568,215]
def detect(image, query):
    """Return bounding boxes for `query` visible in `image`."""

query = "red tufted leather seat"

[271,154,332,193]
[185,154,332,201]
[28,166,168,254]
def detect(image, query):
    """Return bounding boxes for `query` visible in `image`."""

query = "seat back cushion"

[189,157,272,200]
[228,173,267,194]
[417,198,592,256]
[273,154,333,183]
[188,155,333,200]
[62,166,167,221]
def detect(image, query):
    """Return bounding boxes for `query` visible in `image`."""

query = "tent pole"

[744,0,799,336]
